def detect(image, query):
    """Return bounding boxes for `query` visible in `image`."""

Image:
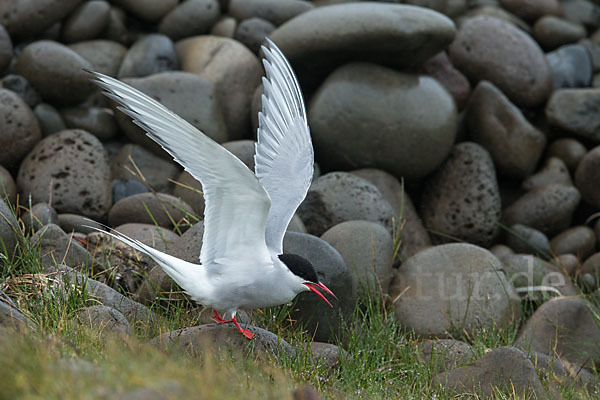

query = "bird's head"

[278,253,337,307]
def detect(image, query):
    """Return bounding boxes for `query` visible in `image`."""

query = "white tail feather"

[83,225,202,292]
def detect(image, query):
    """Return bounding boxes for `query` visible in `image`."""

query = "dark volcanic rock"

[503,184,581,236]
[17,129,112,219]
[421,142,501,247]
[297,172,394,237]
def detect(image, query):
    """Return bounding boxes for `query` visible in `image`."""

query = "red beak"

[303,281,337,308]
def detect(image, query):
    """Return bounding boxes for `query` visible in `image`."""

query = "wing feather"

[254,39,314,255]
[89,71,272,267]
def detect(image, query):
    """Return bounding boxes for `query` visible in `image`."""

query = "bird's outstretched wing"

[254,39,314,255]
[89,71,272,267]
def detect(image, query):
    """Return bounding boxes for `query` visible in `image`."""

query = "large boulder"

[389,243,519,338]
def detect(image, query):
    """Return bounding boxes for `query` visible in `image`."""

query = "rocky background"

[1,0,600,398]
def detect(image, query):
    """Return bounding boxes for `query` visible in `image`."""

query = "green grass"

[0,216,598,399]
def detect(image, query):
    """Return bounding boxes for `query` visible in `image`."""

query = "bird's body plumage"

[88,40,334,338]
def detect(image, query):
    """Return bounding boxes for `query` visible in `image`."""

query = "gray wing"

[254,39,314,255]
[89,71,272,267]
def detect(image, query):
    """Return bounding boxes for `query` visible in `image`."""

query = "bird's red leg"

[232,316,254,340]
[213,310,232,324]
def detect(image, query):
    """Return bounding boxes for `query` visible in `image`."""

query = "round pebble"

[21,202,59,233]
[270,3,456,72]
[0,0,81,40]
[546,89,600,142]
[515,297,600,367]
[14,40,95,105]
[575,146,600,208]
[546,138,587,172]
[546,44,593,90]
[561,0,600,29]
[61,107,118,141]
[533,16,587,50]
[0,199,19,258]
[102,6,129,44]
[466,81,546,179]
[33,103,67,137]
[503,184,581,236]
[581,252,600,277]
[114,0,178,22]
[168,220,204,262]
[0,25,13,73]
[107,192,194,229]
[463,6,531,34]
[73,305,130,336]
[176,36,262,141]
[499,0,560,21]
[505,224,551,256]
[112,179,150,204]
[111,144,180,193]
[389,243,519,338]
[284,231,356,343]
[449,16,552,107]
[235,18,276,54]
[0,89,41,168]
[521,157,573,191]
[432,347,546,398]
[297,172,394,237]
[551,253,579,276]
[421,51,471,110]
[61,0,111,44]
[210,16,237,38]
[421,142,501,247]
[229,0,314,26]
[550,226,596,259]
[118,34,179,79]
[17,129,112,219]
[159,0,221,41]
[321,220,394,296]
[0,166,16,205]
[221,140,256,172]
[309,63,456,180]
[114,72,227,157]
[171,171,204,217]
[499,252,580,299]
[2,74,41,107]
[58,213,104,235]
[69,40,128,77]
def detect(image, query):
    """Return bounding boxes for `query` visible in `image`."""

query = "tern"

[86,40,336,339]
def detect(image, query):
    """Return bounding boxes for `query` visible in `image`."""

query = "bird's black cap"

[279,253,318,283]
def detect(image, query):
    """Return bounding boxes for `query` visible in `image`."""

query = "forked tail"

[83,222,201,292]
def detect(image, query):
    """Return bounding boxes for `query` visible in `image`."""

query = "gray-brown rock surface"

[449,16,553,107]
[421,142,501,247]
[389,243,519,338]
[17,129,112,219]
